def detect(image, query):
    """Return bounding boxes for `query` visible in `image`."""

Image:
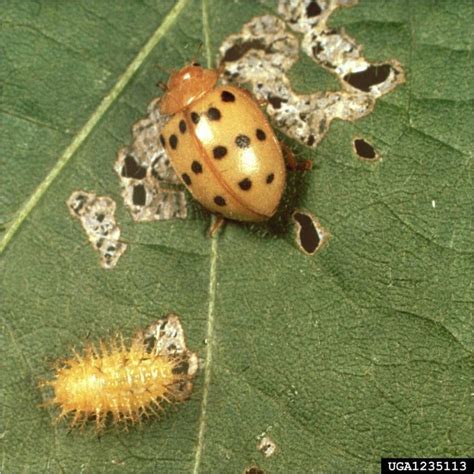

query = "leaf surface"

[1,1,472,472]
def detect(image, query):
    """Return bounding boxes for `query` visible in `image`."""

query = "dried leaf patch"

[257,435,277,458]
[219,0,405,148]
[67,191,127,269]
[114,99,187,222]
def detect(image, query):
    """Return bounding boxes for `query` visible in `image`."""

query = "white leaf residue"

[67,191,127,269]
[219,0,405,148]
[115,98,187,222]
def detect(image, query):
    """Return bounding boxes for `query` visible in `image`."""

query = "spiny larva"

[158,62,311,233]
[40,314,197,432]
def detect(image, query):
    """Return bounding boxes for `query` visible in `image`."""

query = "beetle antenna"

[154,63,173,90]
[154,63,172,76]
[190,42,204,67]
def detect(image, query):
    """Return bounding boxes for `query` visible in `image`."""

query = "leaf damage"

[353,137,379,161]
[245,466,265,474]
[67,191,127,269]
[114,98,187,222]
[293,210,329,255]
[256,435,277,458]
[218,0,405,148]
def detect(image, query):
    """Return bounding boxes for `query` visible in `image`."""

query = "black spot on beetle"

[179,120,187,134]
[182,173,191,185]
[221,90,235,102]
[266,173,274,184]
[191,161,203,174]
[306,1,322,17]
[214,195,226,206]
[235,134,250,148]
[354,138,377,159]
[132,184,146,206]
[256,128,266,141]
[191,112,200,124]
[207,107,221,120]
[344,64,392,92]
[169,134,178,150]
[213,146,227,159]
[238,178,252,191]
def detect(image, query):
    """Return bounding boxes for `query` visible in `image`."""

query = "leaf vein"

[0,0,190,254]
[193,4,215,472]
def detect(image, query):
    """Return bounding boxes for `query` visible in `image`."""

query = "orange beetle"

[159,64,302,229]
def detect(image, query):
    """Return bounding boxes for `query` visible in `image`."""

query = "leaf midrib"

[192,1,217,472]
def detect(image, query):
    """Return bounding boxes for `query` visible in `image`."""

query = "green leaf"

[1,1,472,472]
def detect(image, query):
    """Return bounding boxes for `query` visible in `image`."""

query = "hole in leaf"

[293,211,328,255]
[343,64,392,92]
[268,95,287,109]
[353,138,378,160]
[222,39,271,62]
[67,191,127,269]
[132,185,147,206]
[306,1,322,17]
[245,467,264,474]
[115,106,188,222]
[122,155,147,179]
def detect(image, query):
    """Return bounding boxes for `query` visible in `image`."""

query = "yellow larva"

[40,314,198,432]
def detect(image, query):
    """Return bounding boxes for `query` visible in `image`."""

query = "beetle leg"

[281,142,312,171]
[216,62,227,76]
[208,215,225,238]
[156,80,168,91]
